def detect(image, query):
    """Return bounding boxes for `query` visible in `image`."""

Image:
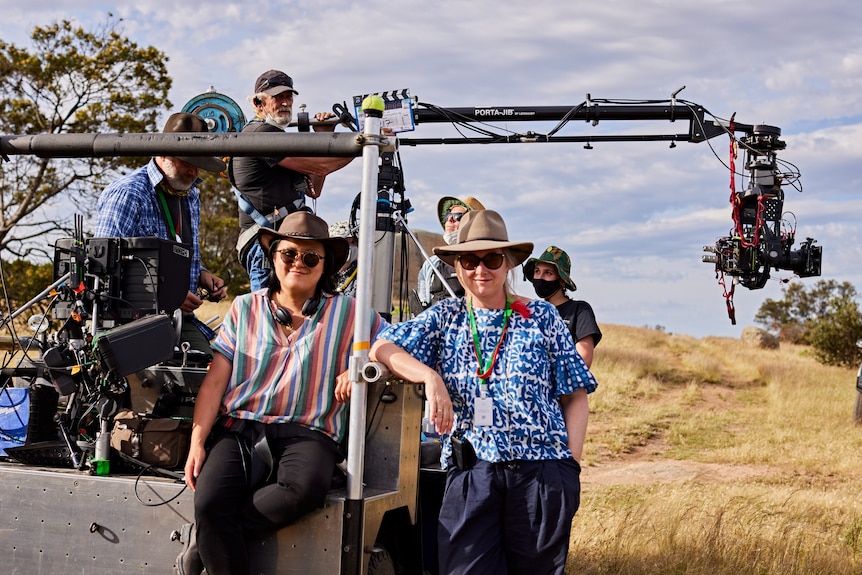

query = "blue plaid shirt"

[95,159,203,293]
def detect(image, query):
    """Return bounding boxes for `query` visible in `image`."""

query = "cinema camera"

[52,236,190,327]
[702,124,822,290]
[0,233,195,469]
[38,234,192,397]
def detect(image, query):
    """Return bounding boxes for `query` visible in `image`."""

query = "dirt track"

[581,459,771,486]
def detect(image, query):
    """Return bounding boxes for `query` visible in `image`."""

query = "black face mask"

[532,278,562,299]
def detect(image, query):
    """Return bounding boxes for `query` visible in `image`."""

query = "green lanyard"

[156,185,182,242]
[467,298,512,380]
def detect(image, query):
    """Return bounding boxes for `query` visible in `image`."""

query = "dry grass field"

[572,324,862,575]
[197,298,234,329]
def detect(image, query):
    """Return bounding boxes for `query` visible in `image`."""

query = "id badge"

[474,396,494,426]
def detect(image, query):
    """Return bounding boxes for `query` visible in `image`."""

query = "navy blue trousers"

[438,458,581,575]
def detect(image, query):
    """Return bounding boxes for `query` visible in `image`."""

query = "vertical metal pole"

[343,95,385,575]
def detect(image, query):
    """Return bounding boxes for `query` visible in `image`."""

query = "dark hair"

[265,239,339,296]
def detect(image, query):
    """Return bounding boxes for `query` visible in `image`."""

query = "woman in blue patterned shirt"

[371,210,598,575]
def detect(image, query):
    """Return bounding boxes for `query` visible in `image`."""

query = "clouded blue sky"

[2,0,860,337]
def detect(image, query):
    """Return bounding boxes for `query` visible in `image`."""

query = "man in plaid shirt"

[95,112,228,356]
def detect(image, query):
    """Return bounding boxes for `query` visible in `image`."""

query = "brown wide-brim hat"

[257,211,349,268]
[433,210,533,266]
[162,112,227,173]
[436,196,486,230]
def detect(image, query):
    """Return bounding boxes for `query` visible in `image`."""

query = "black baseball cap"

[254,70,299,96]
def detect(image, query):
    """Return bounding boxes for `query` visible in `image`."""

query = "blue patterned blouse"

[379,297,598,464]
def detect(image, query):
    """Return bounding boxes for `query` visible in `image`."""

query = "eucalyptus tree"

[0,16,171,259]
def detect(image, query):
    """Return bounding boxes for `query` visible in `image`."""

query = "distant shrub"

[740,327,779,350]
[805,298,862,367]
[755,279,862,367]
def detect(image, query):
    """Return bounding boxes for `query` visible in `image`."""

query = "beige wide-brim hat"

[436,196,486,230]
[257,211,349,268]
[433,210,533,266]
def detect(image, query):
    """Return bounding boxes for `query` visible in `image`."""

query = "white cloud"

[2,0,861,337]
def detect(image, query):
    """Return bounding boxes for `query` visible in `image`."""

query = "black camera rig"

[0,220,195,470]
[700,122,821,322]
[52,235,191,328]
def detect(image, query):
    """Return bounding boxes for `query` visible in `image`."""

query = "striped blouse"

[212,290,387,442]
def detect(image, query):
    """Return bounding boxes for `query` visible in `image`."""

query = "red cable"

[728,116,764,249]
[728,115,736,200]
[717,270,736,325]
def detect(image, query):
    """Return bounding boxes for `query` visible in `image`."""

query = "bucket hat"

[523,246,577,291]
[436,196,485,229]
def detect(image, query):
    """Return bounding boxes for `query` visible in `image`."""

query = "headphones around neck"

[270,292,322,327]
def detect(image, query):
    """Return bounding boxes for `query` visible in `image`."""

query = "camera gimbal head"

[702,124,821,321]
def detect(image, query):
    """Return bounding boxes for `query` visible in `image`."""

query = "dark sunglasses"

[457,252,506,271]
[443,211,466,223]
[275,249,324,268]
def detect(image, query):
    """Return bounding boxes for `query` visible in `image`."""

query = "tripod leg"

[55,411,81,469]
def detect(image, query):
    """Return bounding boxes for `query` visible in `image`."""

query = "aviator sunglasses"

[275,248,325,268]
[457,252,506,271]
[443,211,466,224]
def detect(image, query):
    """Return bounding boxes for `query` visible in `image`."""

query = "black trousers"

[193,424,339,575]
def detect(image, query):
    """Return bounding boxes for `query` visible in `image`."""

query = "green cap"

[436,196,486,229]
[523,246,577,291]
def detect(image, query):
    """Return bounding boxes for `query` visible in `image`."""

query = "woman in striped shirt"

[180,211,386,575]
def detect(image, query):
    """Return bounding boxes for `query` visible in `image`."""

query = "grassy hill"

[573,323,862,575]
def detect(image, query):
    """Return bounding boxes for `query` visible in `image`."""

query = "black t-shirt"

[228,120,309,230]
[556,299,602,347]
[156,186,193,246]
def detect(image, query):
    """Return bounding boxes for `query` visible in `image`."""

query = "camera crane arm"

[398,96,755,146]
[368,91,820,323]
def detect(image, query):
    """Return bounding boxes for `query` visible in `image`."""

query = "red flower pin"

[511,300,531,318]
